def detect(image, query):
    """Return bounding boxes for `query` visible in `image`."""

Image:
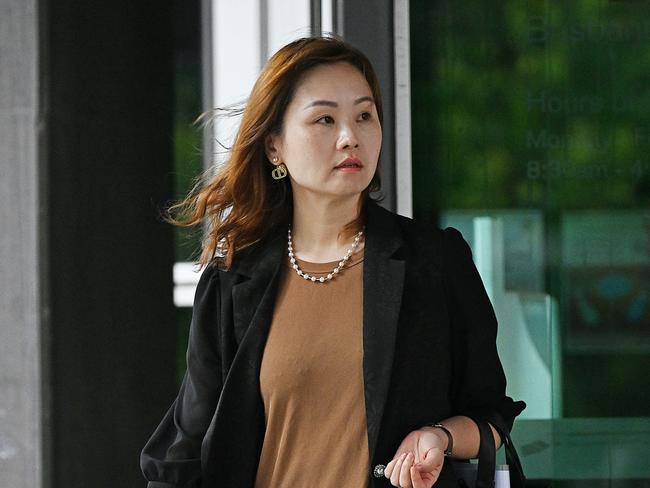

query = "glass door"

[410,0,650,483]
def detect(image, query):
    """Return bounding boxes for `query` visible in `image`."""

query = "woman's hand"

[383,426,447,488]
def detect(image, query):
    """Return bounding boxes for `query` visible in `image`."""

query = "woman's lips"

[335,166,363,173]
[334,157,363,172]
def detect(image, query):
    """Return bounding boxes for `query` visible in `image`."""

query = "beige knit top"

[254,246,370,488]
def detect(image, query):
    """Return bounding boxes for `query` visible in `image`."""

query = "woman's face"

[265,62,382,203]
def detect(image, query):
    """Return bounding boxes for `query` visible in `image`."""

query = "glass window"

[411,1,650,482]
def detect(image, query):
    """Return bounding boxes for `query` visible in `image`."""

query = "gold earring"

[271,157,288,180]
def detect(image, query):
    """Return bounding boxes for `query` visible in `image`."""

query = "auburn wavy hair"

[164,35,384,270]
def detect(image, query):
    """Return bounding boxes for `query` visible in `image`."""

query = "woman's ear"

[264,133,280,163]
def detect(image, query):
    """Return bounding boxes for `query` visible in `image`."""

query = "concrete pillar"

[0,2,44,487]
[44,1,176,487]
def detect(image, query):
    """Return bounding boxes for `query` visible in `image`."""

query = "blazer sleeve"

[140,263,222,488]
[442,226,526,436]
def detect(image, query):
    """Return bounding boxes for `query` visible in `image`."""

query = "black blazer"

[140,199,525,487]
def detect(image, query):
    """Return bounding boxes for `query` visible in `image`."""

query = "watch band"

[425,422,454,457]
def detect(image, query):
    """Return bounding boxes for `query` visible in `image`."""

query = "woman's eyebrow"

[303,96,374,110]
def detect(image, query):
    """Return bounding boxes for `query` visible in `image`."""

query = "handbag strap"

[487,412,526,488]
[466,415,496,488]
[500,428,526,488]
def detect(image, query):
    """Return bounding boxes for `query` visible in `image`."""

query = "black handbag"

[450,415,526,488]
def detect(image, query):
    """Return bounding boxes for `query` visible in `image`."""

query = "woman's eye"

[317,115,334,124]
[316,113,372,124]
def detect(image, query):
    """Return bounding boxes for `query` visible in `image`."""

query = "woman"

[140,35,525,488]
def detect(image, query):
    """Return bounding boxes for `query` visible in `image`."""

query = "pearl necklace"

[287,226,364,283]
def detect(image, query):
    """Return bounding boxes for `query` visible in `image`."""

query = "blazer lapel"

[203,228,286,484]
[229,227,286,347]
[363,201,406,463]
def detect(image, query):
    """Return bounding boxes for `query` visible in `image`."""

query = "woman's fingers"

[397,452,414,487]
[389,452,409,486]
[383,451,404,479]
[411,450,442,488]
[385,451,429,487]
[410,465,425,488]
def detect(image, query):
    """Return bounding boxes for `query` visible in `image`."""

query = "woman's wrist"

[420,423,453,456]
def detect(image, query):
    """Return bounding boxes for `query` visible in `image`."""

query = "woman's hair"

[165,34,384,270]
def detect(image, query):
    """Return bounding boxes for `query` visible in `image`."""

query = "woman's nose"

[337,126,360,149]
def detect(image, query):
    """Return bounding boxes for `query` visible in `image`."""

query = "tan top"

[254,246,370,488]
